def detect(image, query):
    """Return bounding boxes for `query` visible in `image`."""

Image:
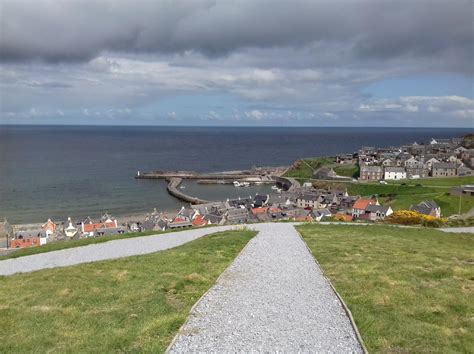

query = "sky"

[0,0,473,127]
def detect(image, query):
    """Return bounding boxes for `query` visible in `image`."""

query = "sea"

[0,125,471,224]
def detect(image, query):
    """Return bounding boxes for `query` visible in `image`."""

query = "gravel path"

[0,226,235,276]
[438,226,474,233]
[169,223,363,352]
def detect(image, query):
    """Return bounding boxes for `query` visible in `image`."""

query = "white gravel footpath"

[0,226,234,276]
[438,226,474,233]
[169,223,363,352]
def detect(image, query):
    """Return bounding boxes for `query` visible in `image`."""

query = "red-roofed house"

[11,236,40,248]
[352,198,377,218]
[42,218,56,236]
[251,207,269,215]
[41,218,57,244]
[11,230,45,248]
[81,216,118,237]
[192,215,209,227]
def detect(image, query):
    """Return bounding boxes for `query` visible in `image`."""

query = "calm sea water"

[0,125,471,223]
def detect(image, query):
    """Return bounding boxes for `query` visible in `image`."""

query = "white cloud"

[323,112,338,119]
[358,96,474,118]
[245,110,265,120]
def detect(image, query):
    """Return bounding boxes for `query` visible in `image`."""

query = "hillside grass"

[0,226,217,261]
[388,176,474,187]
[283,157,335,181]
[0,230,256,353]
[297,223,474,353]
[312,180,474,216]
[333,163,360,178]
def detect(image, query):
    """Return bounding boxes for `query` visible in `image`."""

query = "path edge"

[294,225,369,354]
[165,227,260,353]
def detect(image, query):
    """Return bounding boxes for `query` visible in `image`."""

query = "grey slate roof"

[361,165,383,172]
[384,166,406,173]
[95,227,125,235]
[204,213,224,224]
[14,229,46,238]
[410,200,440,215]
[365,204,391,214]
[297,193,319,202]
[253,194,269,207]
[432,162,456,169]
[312,208,332,218]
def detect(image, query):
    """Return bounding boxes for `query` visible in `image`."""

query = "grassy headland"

[297,223,474,352]
[285,157,473,216]
[283,157,335,181]
[0,230,256,353]
[387,175,474,187]
[312,178,474,216]
[333,163,360,178]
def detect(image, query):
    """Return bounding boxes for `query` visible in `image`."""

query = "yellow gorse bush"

[386,210,447,227]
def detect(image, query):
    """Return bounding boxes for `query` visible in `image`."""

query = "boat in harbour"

[233,181,251,187]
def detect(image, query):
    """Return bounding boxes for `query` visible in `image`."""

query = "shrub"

[386,210,447,227]
[447,217,474,227]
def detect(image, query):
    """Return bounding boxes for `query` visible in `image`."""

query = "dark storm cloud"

[1,0,472,71]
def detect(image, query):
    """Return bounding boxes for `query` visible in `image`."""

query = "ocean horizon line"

[0,124,472,129]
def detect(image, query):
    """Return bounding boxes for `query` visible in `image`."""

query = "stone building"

[360,165,383,181]
[431,162,456,177]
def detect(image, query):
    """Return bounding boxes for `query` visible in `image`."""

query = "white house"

[365,205,394,221]
[64,217,78,238]
[384,166,407,180]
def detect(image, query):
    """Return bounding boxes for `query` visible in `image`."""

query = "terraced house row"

[356,137,473,181]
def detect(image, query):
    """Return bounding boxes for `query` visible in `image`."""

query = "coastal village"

[1,136,473,250]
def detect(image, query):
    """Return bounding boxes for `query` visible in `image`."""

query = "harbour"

[135,166,290,204]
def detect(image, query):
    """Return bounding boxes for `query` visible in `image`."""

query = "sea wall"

[166,178,210,205]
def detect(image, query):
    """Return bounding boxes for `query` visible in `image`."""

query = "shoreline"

[9,209,185,231]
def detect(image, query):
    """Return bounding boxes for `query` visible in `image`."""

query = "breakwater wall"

[166,178,210,205]
[275,176,300,192]
[136,171,257,180]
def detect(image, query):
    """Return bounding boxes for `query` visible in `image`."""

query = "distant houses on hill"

[356,137,473,181]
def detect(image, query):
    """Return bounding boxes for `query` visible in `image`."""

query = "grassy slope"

[0,230,256,353]
[312,180,474,216]
[286,158,473,216]
[283,157,335,180]
[333,164,360,178]
[388,176,474,187]
[297,224,474,353]
[0,226,218,261]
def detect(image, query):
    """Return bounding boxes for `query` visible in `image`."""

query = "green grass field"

[285,156,474,216]
[0,230,255,353]
[333,164,360,178]
[311,180,474,216]
[297,223,474,353]
[388,176,474,187]
[0,226,218,261]
[284,157,335,180]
